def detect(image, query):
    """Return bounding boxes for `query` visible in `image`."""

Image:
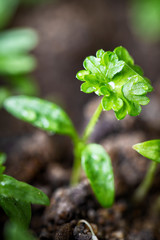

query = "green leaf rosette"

[76,46,153,120]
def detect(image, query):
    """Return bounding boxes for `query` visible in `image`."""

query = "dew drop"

[22,109,36,121]
[108,81,115,89]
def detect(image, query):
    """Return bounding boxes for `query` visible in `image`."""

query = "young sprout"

[4,46,153,208]
[132,139,160,203]
[0,152,49,227]
[78,219,98,240]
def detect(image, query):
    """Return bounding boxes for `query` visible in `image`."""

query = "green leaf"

[4,96,76,138]
[96,49,105,58]
[114,46,134,66]
[102,95,123,112]
[115,102,128,120]
[0,175,49,205]
[133,140,160,162]
[83,56,106,76]
[0,197,31,227]
[122,75,151,105]
[0,0,19,29]
[0,55,36,75]
[77,46,153,120]
[81,144,115,208]
[0,87,11,108]
[5,222,36,240]
[76,70,89,81]
[0,29,38,55]
[103,51,125,79]
[81,82,97,93]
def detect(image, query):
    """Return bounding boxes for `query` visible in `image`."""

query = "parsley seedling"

[3,46,153,208]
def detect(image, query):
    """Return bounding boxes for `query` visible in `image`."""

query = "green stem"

[70,141,82,185]
[133,161,158,204]
[82,101,103,143]
[70,101,103,185]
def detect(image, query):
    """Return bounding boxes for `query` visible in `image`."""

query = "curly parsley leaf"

[77,46,153,120]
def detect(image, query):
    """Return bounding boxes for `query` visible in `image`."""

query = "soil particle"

[4,131,54,181]
[110,230,124,239]
[39,228,53,240]
[44,180,93,225]
[55,222,74,240]
[127,230,154,240]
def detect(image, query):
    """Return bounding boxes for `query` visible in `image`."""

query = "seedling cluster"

[3,46,154,212]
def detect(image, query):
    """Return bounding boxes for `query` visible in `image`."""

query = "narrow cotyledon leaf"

[81,144,114,208]
[4,95,77,138]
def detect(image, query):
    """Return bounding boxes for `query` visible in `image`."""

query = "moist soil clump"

[38,181,160,240]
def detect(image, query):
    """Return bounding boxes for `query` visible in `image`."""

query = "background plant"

[0,0,40,108]
[130,0,160,42]
[0,152,49,228]
[0,28,39,108]
[3,46,153,208]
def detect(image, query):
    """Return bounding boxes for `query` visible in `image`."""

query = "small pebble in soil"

[127,230,154,240]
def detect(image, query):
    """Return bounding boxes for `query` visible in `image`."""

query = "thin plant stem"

[70,101,103,185]
[133,161,158,203]
[82,102,103,143]
[70,141,82,185]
